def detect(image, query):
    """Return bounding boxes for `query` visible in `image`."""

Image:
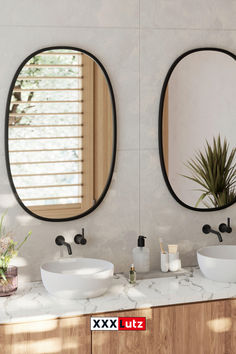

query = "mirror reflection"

[7,47,115,220]
[161,49,236,210]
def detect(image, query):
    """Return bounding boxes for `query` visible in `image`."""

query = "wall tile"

[0,1,236,283]
[140,29,236,149]
[0,27,139,151]
[2,150,139,281]
[140,28,236,270]
[0,0,139,28]
[140,149,236,270]
[140,0,236,30]
[0,24,140,282]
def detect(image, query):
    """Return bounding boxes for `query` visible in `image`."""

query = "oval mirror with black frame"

[159,48,236,211]
[5,46,116,221]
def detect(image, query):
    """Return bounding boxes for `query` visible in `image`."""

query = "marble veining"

[1,267,236,324]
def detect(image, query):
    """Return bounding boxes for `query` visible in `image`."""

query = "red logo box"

[118,317,146,331]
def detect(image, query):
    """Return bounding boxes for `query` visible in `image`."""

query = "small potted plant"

[0,213,31,296]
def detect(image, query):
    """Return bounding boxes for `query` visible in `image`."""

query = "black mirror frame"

[158,47,236,212]
[5,46,117,222]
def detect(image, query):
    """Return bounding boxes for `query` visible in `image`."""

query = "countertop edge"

[0,295,236,325]
[1,267,236,325]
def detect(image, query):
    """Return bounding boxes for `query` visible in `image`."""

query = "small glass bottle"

[129,264,136,284]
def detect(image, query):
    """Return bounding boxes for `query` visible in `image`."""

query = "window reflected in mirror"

[6,47,116,220]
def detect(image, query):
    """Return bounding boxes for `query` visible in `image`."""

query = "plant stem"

[16,231,32,251]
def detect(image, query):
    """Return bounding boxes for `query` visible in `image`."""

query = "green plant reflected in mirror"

[159,48,236,211]
[182,136,236,208]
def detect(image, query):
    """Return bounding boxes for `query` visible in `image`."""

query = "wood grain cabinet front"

[92,300,236,354]
[0,299,236,354]
[0,315,91,354]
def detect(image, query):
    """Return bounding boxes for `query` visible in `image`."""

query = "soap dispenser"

[132,236,150,273]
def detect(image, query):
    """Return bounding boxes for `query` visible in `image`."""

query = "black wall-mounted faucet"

[74,228,87,245]
[219,217,232,233]
[202,224,223,243]
[55,235,72,255]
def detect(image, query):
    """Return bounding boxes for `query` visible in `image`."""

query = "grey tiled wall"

[0,0,235,282]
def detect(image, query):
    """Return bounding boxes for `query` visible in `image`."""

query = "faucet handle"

[202,224,211,234]
[74,228,87,245]
[219,217,232,233]
[55,235,65,245]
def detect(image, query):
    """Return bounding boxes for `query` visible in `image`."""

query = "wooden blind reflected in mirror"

[6,47,116,221]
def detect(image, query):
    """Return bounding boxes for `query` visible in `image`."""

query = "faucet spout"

[202,224,223,243]
[209,229,223,243]
[55,235,72,255]
[63,241,72,255]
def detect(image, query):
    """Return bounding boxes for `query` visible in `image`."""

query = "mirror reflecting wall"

[160,49,236,211]
[6,47,116,221]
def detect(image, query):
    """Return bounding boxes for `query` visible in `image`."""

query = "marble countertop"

[1,267,236,324]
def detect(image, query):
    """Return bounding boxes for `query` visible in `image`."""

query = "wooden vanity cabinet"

[92,300,235,354]
[0,315,91,354]
[0,299,235,354]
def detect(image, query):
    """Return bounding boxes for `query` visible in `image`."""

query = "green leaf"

[16,231,32,251]
[0,210,7,239]
[182,135,236,208]
[0,268,7,282]
[195,192,210,208]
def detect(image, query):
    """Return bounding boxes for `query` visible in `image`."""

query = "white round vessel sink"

[197,245,236,283]
[41,257,114,299]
